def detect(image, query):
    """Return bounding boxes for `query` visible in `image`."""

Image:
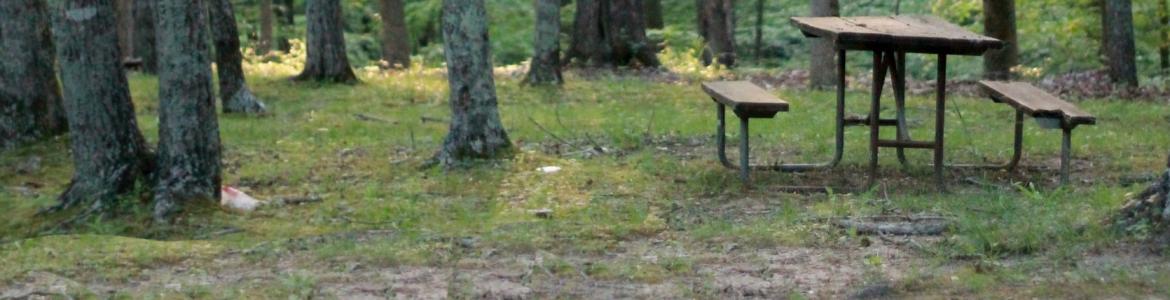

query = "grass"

[1,59,1168,298]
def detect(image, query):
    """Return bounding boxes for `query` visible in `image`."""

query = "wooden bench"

[702,81,789,183]
[979,80,1096,184]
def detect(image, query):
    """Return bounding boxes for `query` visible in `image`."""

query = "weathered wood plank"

[979,80,1096,126]
[702,81,789,118]
[790,15,1003,55]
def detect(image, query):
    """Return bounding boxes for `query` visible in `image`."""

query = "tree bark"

[566,0,660,68]
[754,0,763,61]
[982,0,1018,80]
[644,0,663,29]
[1160,0,1169,71]
[379,0,411,69]
[282,0,295,25]
[115,0,133,61]
[431,0,512,167]
[525,0,564,85]
[809,0,839,88]
[259,0,273,54]
[698,0,736,67]
[294,0,358,83]
[209,0,268,114]
[154,0,222,221]
[49,0,154,215]
[133,0,157,73]
[1103,0,1138,86]
[0,0,68,151]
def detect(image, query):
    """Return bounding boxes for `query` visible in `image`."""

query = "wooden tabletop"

[790,15,1003,55]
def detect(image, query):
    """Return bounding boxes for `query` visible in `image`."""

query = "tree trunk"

[209,0,268,114]
[982,0,1018,80]
[754,0,763,61]
[1103,0,1138,86]
[49,0,154,215]
[644,0,663,29]
[154,0,222,221]
[379,0,411,69]
[0,0,68,151]
[259,0,273,54]
[294,0,358,83]
[431,0,512,167]
[525,0,564,85]
[282,0,295,25]
[566,0,660,68]
[1160,0,1168,71]
[115,0,134,61]
[133,0,157,73]
[698,0,736,67]
[808,0,839,88]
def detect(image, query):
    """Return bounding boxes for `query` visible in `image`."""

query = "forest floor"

[2,62,1170,299]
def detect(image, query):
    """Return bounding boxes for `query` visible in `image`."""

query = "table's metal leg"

[1060,126,1072,185]
[832,49,847,168]
[1008,110,1024,171]
[934,54,948,191]
[893,51,910,166]
[716,102,736,169]
[868,51,888,188]
[740,116,751,185]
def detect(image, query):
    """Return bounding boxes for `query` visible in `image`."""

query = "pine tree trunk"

[209,0,268,114]
[809,0,839,88]
[525,0,564,85]
[1160,0,1169,71]
[133,0,157,73]
[754,0,763,61]
[605,0,660,67]
[259,0,273,54]
[282,0,295,25]
[566,0,609,67]
[49,0,153,214]
[154,0,222,221]
[432,0,512,167]
[0,0,68,151]
[644,0,663,29]
[566,0,660,68]
[983,0,1018,80]
[294,0,358,83]
[1103,0,1138,86]
[115,0,134,61]
[698,0,736,67]
[379,0,411,69]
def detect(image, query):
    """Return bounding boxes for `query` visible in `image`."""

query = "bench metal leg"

[1061,126,1072,185]
[946,102,1025,170]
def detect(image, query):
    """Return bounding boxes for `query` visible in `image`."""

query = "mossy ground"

[1,60,1169,298]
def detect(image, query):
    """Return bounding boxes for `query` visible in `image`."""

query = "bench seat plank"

[979,80,1096,126]
[701,81,789,118]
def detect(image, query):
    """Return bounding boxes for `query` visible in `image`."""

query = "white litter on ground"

[220,186,263,212]
[537,166,562,174]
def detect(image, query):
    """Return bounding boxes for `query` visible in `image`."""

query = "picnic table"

[788,15,1004,189]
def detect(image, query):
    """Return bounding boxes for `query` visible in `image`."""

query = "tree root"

[223,87,268,115]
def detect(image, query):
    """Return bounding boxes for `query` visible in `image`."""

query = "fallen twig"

[420,116,448,124]
[527,115,570,145]
[278,196,324,206]
[353,113,391,123]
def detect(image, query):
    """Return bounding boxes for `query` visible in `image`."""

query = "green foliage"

[229,0,1168,81]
